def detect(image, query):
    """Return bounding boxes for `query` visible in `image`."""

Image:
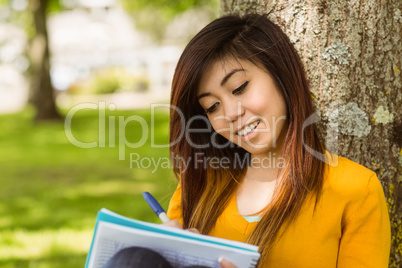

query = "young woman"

[166,13,391,268]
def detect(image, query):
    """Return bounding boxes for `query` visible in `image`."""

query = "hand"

[162,220,200,234]
[162,220,182,229]
[219,258,238,268]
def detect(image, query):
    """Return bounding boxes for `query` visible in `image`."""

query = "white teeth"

[237,121,260,136]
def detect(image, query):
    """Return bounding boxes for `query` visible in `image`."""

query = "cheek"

[209,117,232,138]
[247,88,286,117]
[242,86,270,112]
[209,117,226,133]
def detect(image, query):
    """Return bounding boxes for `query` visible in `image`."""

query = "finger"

[186,228,200,234]
[218,258,237,268]
[161,220,182,229]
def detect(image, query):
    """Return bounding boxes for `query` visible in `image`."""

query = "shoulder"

[323,152,382,200]
[323,154,391,267]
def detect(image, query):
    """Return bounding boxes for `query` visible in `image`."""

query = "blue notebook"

[85,208,260,268]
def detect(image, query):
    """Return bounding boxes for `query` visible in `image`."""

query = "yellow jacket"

[167,154,391,267]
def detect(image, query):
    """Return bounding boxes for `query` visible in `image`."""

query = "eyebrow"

[197,68,245,100]
[220,68,244,86]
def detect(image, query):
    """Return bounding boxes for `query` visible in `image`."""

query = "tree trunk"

[221,0,401,266]
[30,0,61,121]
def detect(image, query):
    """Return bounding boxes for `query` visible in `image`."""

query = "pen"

[142,192,171,223]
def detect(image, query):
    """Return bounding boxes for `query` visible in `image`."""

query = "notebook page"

[87,221,259,268]
[98,208,259,252]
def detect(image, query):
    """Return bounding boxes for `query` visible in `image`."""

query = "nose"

[223,100,244,122]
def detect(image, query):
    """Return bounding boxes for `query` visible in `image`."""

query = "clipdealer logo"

[64,101,339,167]
[64,102,179,160]
[129,152,285,173]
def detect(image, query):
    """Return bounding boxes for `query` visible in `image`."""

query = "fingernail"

[218,257,224,263]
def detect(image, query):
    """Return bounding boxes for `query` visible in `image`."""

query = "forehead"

[198,57,248,93]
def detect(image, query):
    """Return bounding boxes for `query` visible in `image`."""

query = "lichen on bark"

[374,106,395,125]
[328,102,371,138]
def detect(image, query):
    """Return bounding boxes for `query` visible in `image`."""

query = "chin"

[243,143,282,156]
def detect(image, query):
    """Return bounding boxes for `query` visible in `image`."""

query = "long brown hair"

[169,14,326,265]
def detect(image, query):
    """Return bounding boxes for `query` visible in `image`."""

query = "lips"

[237,120,260,136]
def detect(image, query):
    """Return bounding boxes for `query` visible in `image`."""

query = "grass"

[0,106,177,267]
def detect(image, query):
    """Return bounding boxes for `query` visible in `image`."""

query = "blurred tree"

[0,0,62,120]
[120,0,219,43]
[29,0,61,121]
[1,0,219,120]
[221,0,401,267]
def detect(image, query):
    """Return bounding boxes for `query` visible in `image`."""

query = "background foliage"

[120,0,219,42]
[0,107,176,267]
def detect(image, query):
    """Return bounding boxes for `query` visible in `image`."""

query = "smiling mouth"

[237,120,260,136]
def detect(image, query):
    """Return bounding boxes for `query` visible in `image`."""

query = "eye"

[204,102,219,114]
[232,81,249,95]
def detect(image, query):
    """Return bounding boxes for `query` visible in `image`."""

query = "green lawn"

[0,106,177,267]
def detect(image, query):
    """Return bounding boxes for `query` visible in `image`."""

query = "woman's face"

[197,58,288,157]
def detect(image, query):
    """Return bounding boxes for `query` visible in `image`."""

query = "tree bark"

[221,0,401,266]
[29,0,61,121]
